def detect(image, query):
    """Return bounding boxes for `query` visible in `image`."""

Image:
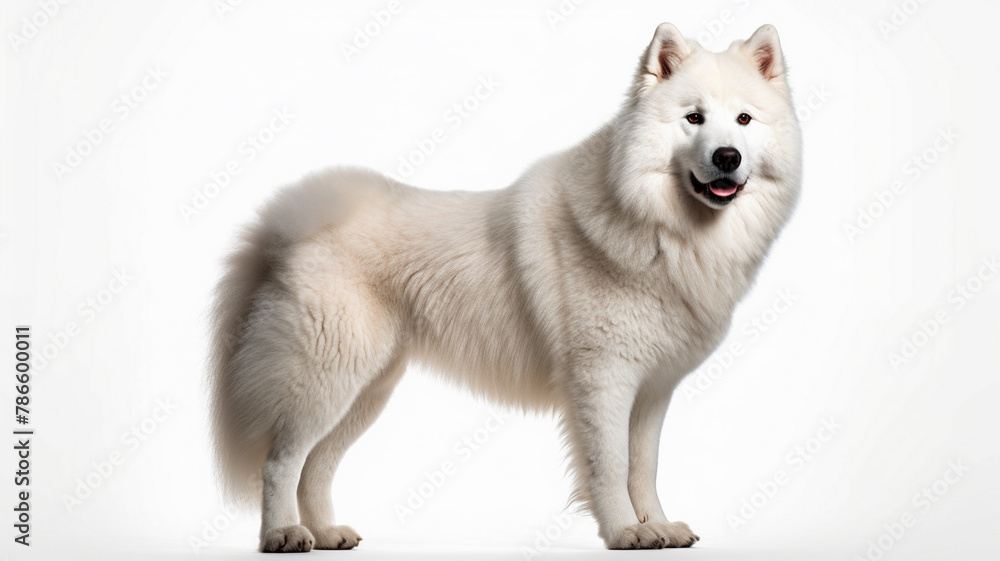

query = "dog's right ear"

[635,23,692,94]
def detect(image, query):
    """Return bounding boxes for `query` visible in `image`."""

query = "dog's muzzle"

[690,172,745,206]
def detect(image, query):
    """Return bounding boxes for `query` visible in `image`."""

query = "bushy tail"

[208,220,276,507]
[208,167,394,507]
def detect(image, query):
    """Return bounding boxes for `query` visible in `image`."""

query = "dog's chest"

[565,260,738,373]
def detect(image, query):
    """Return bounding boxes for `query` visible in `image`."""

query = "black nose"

[712,147,742,173]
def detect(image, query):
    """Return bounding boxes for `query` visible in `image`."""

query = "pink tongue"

[709,182,738,197]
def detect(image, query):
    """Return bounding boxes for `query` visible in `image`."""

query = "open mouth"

[689,172,745,206]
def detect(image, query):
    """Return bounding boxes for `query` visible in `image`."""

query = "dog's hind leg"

[258,359,370,552]
[296,357,406,549]
[258,353,394,553]
[257,270,401,552]
[259,414,328,553]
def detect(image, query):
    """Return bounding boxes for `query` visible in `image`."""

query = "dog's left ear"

[741,24,786,81]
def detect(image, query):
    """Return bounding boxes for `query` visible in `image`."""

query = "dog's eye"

[685,113,704,125]
[737,113,752,125]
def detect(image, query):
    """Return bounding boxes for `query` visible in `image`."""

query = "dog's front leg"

[626,382,699,547]
[565,367,666,549]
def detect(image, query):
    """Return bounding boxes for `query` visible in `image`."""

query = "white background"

[2,0,998,559]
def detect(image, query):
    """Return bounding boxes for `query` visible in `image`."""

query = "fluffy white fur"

[210,23,801,552]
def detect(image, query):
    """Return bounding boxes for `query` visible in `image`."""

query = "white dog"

[210,23,801,552]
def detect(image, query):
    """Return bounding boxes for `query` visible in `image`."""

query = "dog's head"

[619,24,801,215]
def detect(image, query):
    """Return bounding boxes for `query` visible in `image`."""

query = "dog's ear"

[741,25,785,81]
[642,23,692,81]
[634,23,692,95]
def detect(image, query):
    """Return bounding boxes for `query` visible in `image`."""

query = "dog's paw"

[260,525,315,553]
[312,525,362,550]
[647,520,700,548]
[603,523,668,549]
